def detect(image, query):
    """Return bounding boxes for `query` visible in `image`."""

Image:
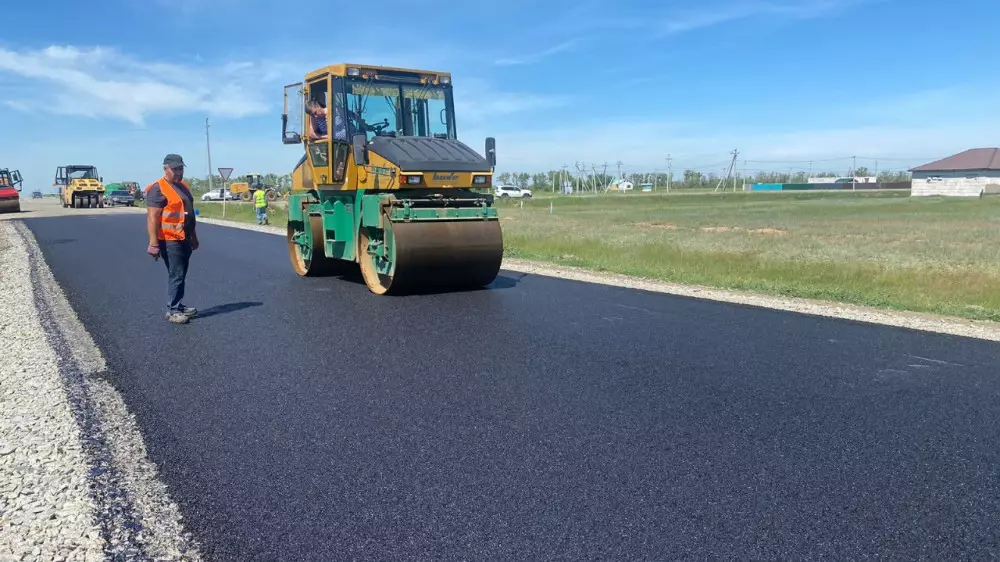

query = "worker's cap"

[163,154,185,168]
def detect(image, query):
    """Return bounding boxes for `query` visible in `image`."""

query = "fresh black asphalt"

[23,214,1000,560]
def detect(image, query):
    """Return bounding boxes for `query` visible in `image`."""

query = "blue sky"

[1,0,996,191]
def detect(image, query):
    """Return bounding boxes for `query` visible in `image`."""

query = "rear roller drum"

[358,214,503,295]
[288,213,337,277]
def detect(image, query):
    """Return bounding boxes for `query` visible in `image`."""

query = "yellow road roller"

[281,63,502,294]
[55,165,105,208]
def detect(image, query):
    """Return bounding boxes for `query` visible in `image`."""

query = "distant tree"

[682,169,703,188]
[531,173,551,190]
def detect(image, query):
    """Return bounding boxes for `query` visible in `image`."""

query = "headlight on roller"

[405,175,422,185]
[473,175,488,185]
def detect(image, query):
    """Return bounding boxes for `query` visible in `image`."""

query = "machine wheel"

[287,213,336,276]
[98,197,105,208]
[358,212,504,295]
[241,192,252,202]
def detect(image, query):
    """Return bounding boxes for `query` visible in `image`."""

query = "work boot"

[166,311,189,324]
[177,304,198,318]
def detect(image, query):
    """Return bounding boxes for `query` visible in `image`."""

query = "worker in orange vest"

[146,154,200,324]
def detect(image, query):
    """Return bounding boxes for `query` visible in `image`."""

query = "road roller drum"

[358,215,503,294]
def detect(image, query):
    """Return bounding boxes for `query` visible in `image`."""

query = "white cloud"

[462,117,1000,174]
[454,78,570,127]
[0,45,273,124]
[661,0,876,34]
[494,39,580,66]
[562,0,875,37]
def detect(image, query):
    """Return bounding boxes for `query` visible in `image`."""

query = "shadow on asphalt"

[44,238,78,246]
[327,268,525,296]
[196,301,263,319]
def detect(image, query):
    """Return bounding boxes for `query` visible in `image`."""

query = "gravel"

[0,222,104,561]
[0,221,201,561]
[195,216,1000,342]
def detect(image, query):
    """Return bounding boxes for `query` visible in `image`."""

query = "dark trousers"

[160,240,192,312]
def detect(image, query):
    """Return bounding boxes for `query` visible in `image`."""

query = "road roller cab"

[0,168,23,214]
[55,165,106,209]
[281,63,502,294]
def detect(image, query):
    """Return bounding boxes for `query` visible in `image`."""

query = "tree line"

[186,173,293,194]
[494,167,912,191]
[182,168,911,194]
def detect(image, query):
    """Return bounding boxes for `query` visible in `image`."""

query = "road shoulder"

[0,220,201,561]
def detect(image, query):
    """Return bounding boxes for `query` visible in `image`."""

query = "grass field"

[193,190,1000,322]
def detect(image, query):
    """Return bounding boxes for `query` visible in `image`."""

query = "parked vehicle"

[104,189,135,206]
[201,189,239,201]
[494,185,532,199]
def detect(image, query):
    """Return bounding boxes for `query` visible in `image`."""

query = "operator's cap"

[163,154,185,168]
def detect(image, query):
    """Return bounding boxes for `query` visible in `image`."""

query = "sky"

[1,0,996,191]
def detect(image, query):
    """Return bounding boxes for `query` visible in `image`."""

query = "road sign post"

[218,167,234,217]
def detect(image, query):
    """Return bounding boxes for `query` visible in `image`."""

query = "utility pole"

[715,149,739,192]
[666,154,672,192]
[852,155,857,191]
[205,117,214,194]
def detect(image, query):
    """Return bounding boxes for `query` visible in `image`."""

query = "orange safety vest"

[147,177,190,241]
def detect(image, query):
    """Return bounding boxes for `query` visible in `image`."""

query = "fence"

[748,181,911,192]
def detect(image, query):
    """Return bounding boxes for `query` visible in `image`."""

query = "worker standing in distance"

[145,154,199,325]
[254,185,268,225]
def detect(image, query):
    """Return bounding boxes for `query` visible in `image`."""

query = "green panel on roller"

[361,192,389,228]
[386,206,497,221]
[322,193,358,261]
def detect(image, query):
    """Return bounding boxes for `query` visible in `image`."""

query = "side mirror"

[485,137,496,168]
[100,177,104,183]
[352,133,369,166]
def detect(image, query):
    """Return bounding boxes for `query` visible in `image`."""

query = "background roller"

[0,168,23,214]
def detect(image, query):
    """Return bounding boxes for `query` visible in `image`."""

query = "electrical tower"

[714,149,739,192]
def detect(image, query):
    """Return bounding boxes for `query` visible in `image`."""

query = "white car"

[494,185,532,199]
[201,189,238,201]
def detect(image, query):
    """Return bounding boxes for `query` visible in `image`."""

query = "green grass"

[192,191,1000,322]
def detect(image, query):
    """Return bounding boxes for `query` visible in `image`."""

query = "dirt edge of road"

[193,216,1000,343]
[0,220,202,561]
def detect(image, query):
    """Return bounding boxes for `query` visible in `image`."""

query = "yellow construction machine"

[0,168,23,213]
[230,173,283,202]
[55,165,106,208]
[281,63,502,294]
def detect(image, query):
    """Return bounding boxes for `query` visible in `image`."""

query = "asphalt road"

[23,213,1000,560]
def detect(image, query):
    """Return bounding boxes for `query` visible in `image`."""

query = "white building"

[910,148,1000,197]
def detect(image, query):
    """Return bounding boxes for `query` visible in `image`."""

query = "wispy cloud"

[463,107,999,174]
[655,0,871,35]
[494,39,580,66]
[546,0,874,38]
[0,45,274,125]
[453,78,570,126]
